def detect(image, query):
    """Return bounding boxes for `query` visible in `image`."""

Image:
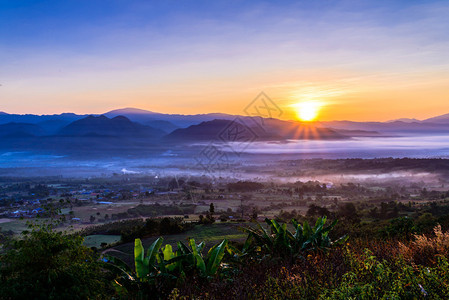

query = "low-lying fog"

[224,135,449,158]
[1,135,449,181]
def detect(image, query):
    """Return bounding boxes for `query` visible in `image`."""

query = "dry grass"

[399,224,449,265]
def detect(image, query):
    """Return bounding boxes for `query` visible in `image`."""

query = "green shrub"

[0,222,113,300]
[320,249,449,299]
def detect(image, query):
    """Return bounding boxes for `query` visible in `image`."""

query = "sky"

[0,0,449,121]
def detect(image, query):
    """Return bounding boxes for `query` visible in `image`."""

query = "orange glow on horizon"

[1,72,449,123]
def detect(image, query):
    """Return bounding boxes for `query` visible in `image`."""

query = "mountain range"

[1,108,449,155]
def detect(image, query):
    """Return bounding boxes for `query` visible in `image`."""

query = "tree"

[382,217,415,239]
[209,203,215,215]
[0,222,113,299]
[307,204,330,217]
[338,202,360,223]
[239,194,252,219]
[227,181,263,192]
[251,208,258,220]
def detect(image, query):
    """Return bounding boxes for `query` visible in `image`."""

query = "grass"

[83,234,121,248]
[0,219,29,234]
[63,202,140,221]
[181,223,247,242]
[105,222,247,266]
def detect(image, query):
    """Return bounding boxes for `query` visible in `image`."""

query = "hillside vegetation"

[2,207,449,299]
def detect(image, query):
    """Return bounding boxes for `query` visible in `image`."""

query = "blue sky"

[0,0,448,121]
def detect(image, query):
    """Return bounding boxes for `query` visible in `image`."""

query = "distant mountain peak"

[111,115,131,122]
[165,118,346,142]
[424,113,449,124]
[85,114,109,120]
[106,107,158,115]
[58,114,164,137]
[0,111,8,115]
[386,118,421,123]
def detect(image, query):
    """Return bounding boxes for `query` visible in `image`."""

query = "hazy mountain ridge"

[0,112,86,123]
[105,107,236,127]
[165,118,348,142]
[145,120,179,134]
[1,108,449,143]
[165,119,235,141]
[424,113,449,124]
[0,108,448,159]
[259,118,347,140]
[0,122,46,137]
[58,115,165,137]
[387,118,421,123]
[37,120,72,135]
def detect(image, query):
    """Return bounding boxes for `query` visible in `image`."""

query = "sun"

[294,101,322,122]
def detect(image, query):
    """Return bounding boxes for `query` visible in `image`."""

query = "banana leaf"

[206,239,228,275]
[134,239,149,278]
[146,237,164,266]
[102,255,135,281]
[189,238,206,274]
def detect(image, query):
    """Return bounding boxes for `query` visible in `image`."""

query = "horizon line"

[0,106,444,123]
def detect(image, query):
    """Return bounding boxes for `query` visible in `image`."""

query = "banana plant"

[242,217,348,261]
[161,238,229,277]
[187,238,229,277]
[134,237,164,279]
[103,238,177,297]
[104,236,231,295]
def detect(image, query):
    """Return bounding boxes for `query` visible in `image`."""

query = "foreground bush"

[3,219,449,299]
[399,224,449,266]
[321,248,449,299]
[0,223,113,300]
[173,239,449,299]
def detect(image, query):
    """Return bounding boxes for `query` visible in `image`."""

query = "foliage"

[173,238,449,299]
[380,216,416,240]
[198,213,215,224]
[104,237,231,298]
[307,204,330,217]
[321,249,449,299]
[0,222,113,300]
[399,224,449,266]
[5,214,449,299]
[226,181,264,192]
[242,217,348,262]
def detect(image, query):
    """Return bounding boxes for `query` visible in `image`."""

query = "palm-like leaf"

[146,237,164,266]
[206,239,228,275]
[242,217,348,261]
[102,255,135,281]
[189,238,206,274]
[134,239,149,278]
